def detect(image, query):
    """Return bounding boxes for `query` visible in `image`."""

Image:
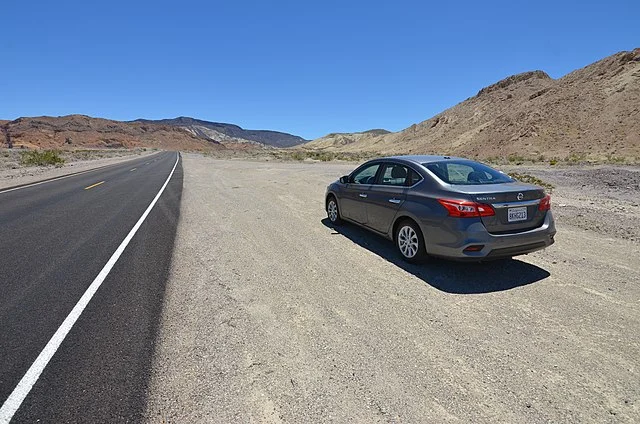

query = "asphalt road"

[0,151,183,423]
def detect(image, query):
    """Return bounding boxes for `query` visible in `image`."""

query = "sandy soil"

[503,164,640,243]
[0,149,156,190]
[144,155,640,423]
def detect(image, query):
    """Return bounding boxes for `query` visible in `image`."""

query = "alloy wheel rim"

[398,226,419,258]
[328,201,338,222]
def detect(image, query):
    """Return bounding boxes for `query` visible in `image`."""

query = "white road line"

[0,152,180,424]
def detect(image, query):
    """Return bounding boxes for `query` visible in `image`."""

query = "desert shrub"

[507,154,526,164]
[270,150,380,162]
[605,154,626,164]
[508,172,554,193]
[20,150,65,166]
[564,153,587,164]
[289,151,307,161]
[483,156,502,165]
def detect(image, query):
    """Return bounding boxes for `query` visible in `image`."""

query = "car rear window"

[423,160,514,185]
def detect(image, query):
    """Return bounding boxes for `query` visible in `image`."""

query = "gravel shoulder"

[144,155,640,423]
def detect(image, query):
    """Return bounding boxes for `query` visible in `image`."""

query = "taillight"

[437,199,495,217]
[538,194,551,211]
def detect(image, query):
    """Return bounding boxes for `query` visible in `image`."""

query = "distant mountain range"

[1,116,307,150]
[132,117,306,148]
[305,48,640,161]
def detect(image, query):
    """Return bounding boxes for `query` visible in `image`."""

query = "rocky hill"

[1,115,223,151]
[304,48,640,161]
[1,115,308,151]
[308,129,391,150]
[133,117,307,148]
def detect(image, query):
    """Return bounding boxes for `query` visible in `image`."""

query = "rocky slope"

[306,129,391,150]
[1,115,308,151]
[133,117,307,148]
[1,115,223,151]
[305,48,640,161]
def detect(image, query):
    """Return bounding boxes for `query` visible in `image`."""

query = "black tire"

[326,196,343,225]
[394,219,427,263]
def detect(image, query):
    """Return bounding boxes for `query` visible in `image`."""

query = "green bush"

[20,150,65,166]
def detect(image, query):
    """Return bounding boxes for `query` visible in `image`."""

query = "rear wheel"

[395,220,427,263]
[327,196,343,225]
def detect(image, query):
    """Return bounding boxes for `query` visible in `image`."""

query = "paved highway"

[0,151,183,423]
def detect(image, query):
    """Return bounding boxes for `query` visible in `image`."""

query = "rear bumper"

[422,212,556,261]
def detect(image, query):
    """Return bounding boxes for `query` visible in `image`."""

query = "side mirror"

[339,175,350,184]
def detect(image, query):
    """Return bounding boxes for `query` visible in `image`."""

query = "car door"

[366,163,419,234]
[340,162,381,224]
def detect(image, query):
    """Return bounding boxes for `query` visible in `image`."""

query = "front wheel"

[395,220,427,263]
[327,196,343,225]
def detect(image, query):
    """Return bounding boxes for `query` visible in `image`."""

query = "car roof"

[380,155,467,165]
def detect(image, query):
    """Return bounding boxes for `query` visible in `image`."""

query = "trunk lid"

[451,182,547,234]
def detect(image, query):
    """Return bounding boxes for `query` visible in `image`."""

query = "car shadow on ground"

[321,218,550,294]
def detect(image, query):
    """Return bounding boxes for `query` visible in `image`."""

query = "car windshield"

[423,160,514,185]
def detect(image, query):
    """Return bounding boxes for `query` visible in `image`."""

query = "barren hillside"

[305,48,640,161]
[1,115,308,152]
[1,115,223,151]
[133,117,307,148]
[306,129,391,150]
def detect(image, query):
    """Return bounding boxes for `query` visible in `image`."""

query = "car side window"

[351,164,380,184]
[380,164,409,186]
[406,169,423,186]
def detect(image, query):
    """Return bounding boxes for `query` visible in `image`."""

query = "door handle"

[359,193,368,198]
[388,198,401,204]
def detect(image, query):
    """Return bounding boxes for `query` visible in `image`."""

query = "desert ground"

[141,154,639,423]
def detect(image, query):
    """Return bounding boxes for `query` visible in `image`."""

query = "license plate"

[508,207,528,222]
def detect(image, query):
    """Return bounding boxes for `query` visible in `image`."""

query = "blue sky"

[0,0,637,139]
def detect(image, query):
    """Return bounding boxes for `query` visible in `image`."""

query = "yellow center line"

[130,168,137,171]
[84,181,105,190]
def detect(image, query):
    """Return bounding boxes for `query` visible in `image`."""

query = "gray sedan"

[325,155,556,262]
